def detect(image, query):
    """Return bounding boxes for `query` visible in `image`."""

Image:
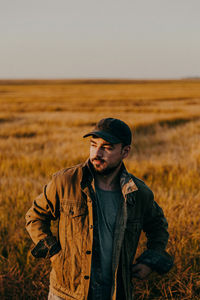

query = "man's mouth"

[92,158,105,164]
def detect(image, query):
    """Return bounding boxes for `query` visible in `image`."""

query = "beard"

[90,158,122,175]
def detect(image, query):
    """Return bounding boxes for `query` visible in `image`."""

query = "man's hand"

[50,252,60,263]
[132,263,152,280]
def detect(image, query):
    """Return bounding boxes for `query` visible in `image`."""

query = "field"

[0,79,200,299]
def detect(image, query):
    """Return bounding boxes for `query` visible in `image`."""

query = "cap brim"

[83,131,121,144]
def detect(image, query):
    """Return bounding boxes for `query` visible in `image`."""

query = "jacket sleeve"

[137,190,173,274]
[25,176,61,258]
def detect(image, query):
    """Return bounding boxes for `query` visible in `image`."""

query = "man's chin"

[92,164,106,174]
[93,165,119,176]
[91,162,108,175]
[90,159,122,176]
[94,168,106,175]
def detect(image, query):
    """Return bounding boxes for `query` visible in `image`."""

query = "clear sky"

[1,0,200,79]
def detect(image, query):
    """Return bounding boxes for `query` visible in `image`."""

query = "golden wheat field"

[0,79,200,299]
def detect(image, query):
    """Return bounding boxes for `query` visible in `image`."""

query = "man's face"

[89,137,130,175]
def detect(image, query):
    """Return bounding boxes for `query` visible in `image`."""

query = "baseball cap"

[83,118,132,145]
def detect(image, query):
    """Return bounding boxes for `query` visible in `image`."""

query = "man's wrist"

[132,263,152,279]
[50,252,60,262]
[31,236,61,258]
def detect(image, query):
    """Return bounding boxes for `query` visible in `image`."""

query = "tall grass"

[0,80,200,299]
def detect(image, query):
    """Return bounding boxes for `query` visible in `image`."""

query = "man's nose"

[95,146,103,157]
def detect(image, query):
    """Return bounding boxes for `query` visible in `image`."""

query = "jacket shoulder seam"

[52,163,83,178]
[130,174,153,195]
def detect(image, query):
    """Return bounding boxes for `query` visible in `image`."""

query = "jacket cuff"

[136,249,173,274]
[31,236,61,258]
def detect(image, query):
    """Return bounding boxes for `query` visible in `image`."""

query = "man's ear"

[122,145,131,159]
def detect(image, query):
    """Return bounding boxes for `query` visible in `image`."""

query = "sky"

[1,0,200,79]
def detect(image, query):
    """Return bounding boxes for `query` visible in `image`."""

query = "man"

[25,118,173,300]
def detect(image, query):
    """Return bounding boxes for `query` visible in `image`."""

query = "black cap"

[83,118,132,145]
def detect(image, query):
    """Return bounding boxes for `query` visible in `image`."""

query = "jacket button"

[69,209,74,215]
[90,225,93,229]
[86,250,91,254]
[84,275,90,280]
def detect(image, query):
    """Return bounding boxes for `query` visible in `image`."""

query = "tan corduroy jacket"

[25,160,172,300]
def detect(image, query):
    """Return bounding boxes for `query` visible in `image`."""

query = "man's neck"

[94,163,122,191]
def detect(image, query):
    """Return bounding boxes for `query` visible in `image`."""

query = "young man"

[26,118,173,300]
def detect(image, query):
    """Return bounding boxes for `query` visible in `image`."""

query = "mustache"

[92,157,105,163]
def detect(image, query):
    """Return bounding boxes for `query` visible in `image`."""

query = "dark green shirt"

[95,186,122,285]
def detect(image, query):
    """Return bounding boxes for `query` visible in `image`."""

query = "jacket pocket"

[61,202,88,240]
[126,219,141,234]
[125,220,142,248]
[61,200,88,217]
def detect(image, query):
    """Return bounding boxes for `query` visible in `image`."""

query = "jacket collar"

[81,159,138,198]
[80,159,93,190]
[119,163,138,198]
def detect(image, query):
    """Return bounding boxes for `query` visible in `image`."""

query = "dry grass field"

[0,79,200,299]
